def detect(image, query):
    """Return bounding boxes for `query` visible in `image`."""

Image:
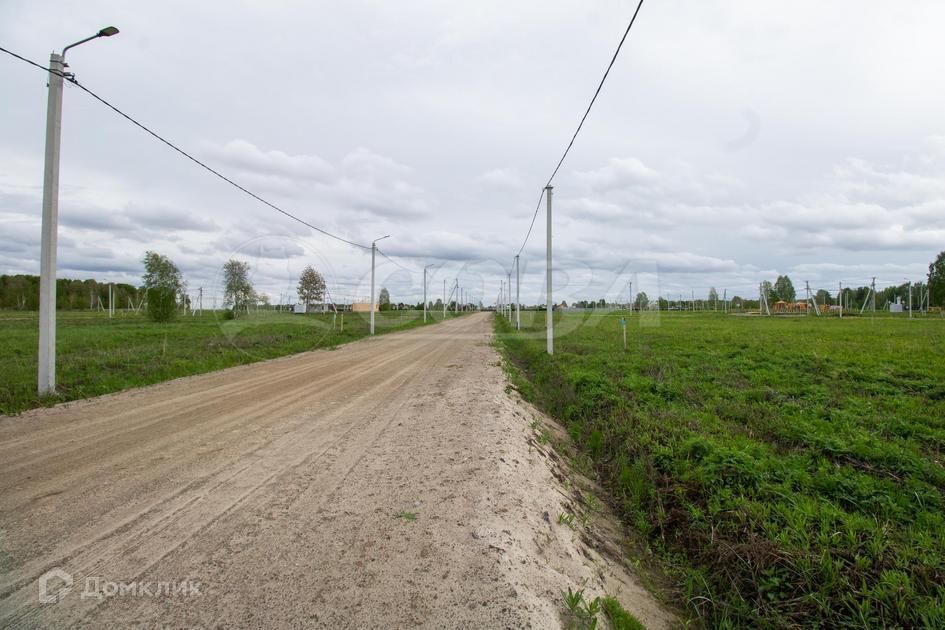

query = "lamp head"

[98,26,119,37]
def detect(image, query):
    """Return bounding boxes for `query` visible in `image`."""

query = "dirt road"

[0,313,672,628]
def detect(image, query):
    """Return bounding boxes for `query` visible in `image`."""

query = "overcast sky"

[2,1,943,307]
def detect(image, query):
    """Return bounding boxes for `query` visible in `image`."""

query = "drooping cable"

[0,45,370,250]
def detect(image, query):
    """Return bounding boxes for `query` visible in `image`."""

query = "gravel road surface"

[0,313,673,628]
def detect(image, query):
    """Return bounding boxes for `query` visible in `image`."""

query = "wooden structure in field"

[771,300,811,314]
[351,302,378,313]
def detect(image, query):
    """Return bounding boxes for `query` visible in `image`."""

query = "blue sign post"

[620,317,627,350]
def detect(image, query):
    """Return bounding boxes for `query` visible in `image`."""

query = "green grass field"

[0,308,451,415]
[497,310,945,628]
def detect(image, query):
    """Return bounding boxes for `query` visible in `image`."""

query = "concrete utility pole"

[370,242,376,333]
[38,26,119,395]
[443,279,446,318]
[423,264,434,323]
[760,283,771,316]
[839,282,843,318]
[906,278,913,318]
[545,186,553,355]
[805,280,820,316]
[514,254,521,330]
[370,235,389,335]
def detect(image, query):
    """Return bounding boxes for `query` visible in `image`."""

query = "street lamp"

[423,264,434,323]
[38,26,120,395]
[369,235,390,335]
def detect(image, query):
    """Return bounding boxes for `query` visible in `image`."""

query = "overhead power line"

[513,0,645,257]
[375,248,416,273]
[0,45,370,251]
[0,45,50,73]
[515,188,546,258]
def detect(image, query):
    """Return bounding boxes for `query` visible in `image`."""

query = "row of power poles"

[501,186,552,353]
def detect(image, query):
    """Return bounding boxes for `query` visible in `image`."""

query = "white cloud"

[478,168,524,190]
[201,139,334,183]
[575,157,659,190]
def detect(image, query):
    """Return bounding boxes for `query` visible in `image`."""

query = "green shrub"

[145,287,177,322]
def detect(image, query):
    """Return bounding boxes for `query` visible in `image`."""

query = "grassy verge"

[0,308,455,415]
[496,310,945,628]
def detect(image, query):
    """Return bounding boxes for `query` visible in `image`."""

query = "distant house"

[351,302,378,313]
[294,302,331,314]
[294,302,349,313]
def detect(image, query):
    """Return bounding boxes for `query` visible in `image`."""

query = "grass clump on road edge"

[601,596,646,630]
[496,311,945,628]
[0,309,459,415]
[562,587,601,629]
[561,588,645,630]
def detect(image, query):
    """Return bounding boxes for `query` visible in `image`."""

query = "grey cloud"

[59,202,217,238]
[199,141,432,219]
[58,257,140,274]
[334,178,431,219]
[211,234,307,261]
[382,230,509,263]
[130,206,217,232]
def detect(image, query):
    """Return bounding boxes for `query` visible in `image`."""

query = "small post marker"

[621,317,627,350]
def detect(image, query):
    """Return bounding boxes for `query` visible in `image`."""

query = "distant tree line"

[0,275,141,311]
[6,251,941,316]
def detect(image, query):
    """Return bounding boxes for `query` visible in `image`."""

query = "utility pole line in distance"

[514,254,521,330]
[369,235,389,335]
